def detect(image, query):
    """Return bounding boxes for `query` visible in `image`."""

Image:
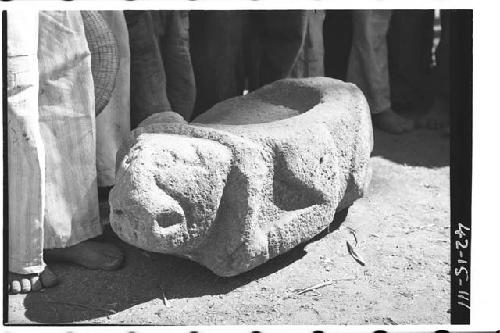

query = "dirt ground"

[7,125,450,325]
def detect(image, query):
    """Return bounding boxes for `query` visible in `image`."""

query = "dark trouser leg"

[248,10,307,90]
[125,11,171,129]
[323,10,353,81]
[347,10,392,114]
[290,10,326,78]
[388,9,435,111]
[156,11,196,121]
[190,10,246,119]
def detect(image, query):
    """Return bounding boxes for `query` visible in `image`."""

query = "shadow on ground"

[371,128,449,168]
[21,209,348,323]
[370,104,450,168]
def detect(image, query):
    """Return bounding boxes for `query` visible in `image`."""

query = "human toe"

[30,276,42,292]
[21,278,32,293]
[10,280,21,295]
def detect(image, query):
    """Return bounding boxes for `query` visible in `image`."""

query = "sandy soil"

[7,126,450,325]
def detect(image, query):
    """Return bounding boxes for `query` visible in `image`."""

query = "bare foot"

[8,268,58,294]
[373,109,414,134]
[417,97,450,130]
[44,240,123,271]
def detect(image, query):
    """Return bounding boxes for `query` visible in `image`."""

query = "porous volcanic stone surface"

[109,78,373,276]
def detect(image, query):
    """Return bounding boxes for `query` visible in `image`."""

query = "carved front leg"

[194,140,272,277]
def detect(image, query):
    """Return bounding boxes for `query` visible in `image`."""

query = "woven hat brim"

[81,10,120,116]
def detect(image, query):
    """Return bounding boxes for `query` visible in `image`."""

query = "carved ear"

[115,112,188,180]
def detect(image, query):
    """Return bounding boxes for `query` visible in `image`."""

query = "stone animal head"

[109,133,233,255]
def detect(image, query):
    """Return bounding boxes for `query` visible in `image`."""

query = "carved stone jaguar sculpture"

[109,77,373,276]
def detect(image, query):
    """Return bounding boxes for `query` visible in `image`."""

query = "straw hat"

[81,11,120,116]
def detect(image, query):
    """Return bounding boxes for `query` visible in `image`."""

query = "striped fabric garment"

[8,11,103,274]
[7,11,46,275]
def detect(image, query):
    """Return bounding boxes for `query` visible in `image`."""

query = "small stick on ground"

[345,227,358,246]
[346,240,366,266]
[160,288,172,308]
[296,278,354,295]
[384,317,398,325]
[46,300,116,315]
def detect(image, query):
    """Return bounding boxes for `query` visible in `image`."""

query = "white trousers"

[8,11,103,274]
